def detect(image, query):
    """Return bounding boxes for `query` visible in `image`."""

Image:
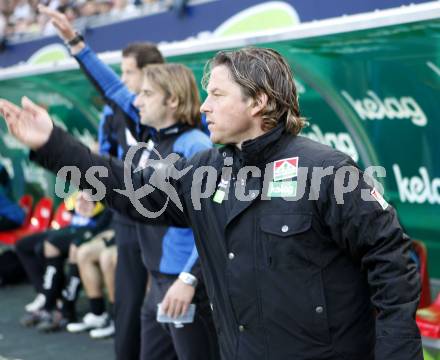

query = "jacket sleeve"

[30,126,190,228]
[98,105,118,157]
[175,129,212,281]
[317,158,422,360]
[181,245,203,280]
[74,45,140,125]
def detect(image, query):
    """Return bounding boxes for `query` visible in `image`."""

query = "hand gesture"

[0,97,53,150]
[38,4,77,42]
[161,278,196,318]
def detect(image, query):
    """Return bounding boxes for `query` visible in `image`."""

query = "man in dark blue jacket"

[0,164,25,230]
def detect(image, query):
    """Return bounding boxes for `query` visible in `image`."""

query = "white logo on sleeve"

[371,187,389,210]
[125,128,138,146]
[136,139,155,171]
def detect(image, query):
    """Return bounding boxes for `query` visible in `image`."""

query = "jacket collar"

[148,123,189,141]
[220,121,287,167]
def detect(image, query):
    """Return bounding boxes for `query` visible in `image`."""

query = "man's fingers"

[21,96,43,116]
[172,300,182,318]
[167,300,177,317]
[0,101,19,136]
[0,99,22,115]
[0,99,22,124]
[180,302,189,317]
[161,297,170,314]
[39,5,69,29]
[38,4,64,21]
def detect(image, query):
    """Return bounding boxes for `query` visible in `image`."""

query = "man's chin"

[139,118,149,126]
[209,133,220,145]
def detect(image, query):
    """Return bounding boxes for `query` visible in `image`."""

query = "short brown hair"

[203,47,305,135]
[143,63,201,127]
[122,42,164,69]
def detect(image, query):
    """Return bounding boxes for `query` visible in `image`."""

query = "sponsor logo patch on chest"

[267,180,297,198]
[273,157,298,182]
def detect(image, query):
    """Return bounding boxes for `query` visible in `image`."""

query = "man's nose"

[133,95,141,108]
[200,98,210,113]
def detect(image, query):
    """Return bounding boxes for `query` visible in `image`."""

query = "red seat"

[417,294,440,338]
[413,240,432,309]
[18,194,34,227]
[0,196,53,245]
[50,201,72,230]
[27,197,53,232]
[414,240,440,339]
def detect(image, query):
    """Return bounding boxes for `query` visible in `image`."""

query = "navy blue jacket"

[0,165,25,225]
[0,189,25,225]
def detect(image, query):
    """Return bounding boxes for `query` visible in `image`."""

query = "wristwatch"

[179,272,198,288]
[66,32,84,47]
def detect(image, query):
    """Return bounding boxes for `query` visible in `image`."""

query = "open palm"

[38,5,76,42]
[0,97,53,150]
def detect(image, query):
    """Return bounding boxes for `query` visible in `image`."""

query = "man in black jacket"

[0,47,422,360]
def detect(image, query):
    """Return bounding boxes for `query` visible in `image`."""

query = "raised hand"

[38,4,77,42]
[0,97,54,150]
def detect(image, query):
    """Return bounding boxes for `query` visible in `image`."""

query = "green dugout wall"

[0,5,439,275]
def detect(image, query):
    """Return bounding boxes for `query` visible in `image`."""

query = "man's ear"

[167,95,179,110]
[249,92,268,117]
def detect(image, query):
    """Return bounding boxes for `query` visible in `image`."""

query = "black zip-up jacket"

[31,122,422,360]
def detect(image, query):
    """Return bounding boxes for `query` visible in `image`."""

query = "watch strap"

[179,272,198,288]
[66,33,84,47]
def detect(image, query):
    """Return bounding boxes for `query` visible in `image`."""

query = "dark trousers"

[114,218,148,360]
[141,273,220,360]
[15,230,50,293]
[15,227,90,294]
[0,215,21,231]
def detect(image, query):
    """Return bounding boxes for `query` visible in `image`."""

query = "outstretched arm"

[38,5,140,124]
[0,97,187,227]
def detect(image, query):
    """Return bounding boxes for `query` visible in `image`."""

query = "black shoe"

[20,310,44,327]
[36,310,68,333]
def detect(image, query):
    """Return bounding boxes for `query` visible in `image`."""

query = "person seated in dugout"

[0,47,423,360]
[66,229,117,339]
[17,191,113,332]
[0,163,25,231]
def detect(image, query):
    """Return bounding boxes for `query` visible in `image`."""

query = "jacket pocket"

[259,212,313,269]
